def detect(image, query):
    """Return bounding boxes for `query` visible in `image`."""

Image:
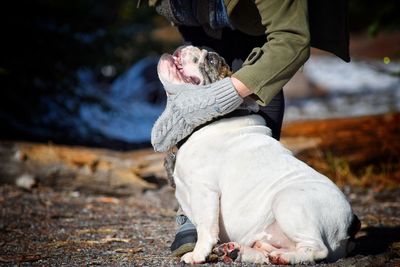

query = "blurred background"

[0,0,399,149]
[0,2,399,265]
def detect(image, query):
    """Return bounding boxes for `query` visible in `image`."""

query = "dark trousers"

[178,26,285,140]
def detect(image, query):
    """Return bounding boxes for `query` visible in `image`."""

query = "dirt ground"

[0,127,399,266]
[0,179,399,266]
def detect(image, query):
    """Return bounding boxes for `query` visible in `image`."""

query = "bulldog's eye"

[207,53,219,66]
[193,57,198,63]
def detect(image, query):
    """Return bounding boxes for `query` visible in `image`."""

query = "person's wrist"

[231,77,252,98]
[210,78,243,114]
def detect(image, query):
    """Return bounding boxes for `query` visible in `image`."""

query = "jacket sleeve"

[232,0,310,106]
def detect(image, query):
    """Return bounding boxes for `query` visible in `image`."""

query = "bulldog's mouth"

[158,53,200,85]
[172,48,202,85]
[157,46,231,86]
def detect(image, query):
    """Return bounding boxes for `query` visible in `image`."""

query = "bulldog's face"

[157,46,231,86]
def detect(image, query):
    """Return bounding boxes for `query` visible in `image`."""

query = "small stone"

[70,191,80,198]
[12,149,22,161]
[15,174,36,190]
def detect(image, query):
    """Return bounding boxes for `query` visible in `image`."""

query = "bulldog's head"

[157,45,232,86]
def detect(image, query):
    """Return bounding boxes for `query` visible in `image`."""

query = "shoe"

[170,215,197,257]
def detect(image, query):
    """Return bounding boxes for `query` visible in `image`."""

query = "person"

[142,0,350,257]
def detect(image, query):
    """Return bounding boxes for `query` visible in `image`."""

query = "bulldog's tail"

[346,214,361,254]
[348,214,361,239]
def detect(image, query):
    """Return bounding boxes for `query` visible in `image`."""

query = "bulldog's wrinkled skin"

[156,46,359,265]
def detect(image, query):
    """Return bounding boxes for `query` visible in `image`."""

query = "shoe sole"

[171,242,196,257]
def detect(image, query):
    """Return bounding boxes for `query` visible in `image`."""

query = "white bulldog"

[157,46,359,265]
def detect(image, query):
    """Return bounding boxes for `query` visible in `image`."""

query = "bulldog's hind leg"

[268,190,331,264]
[265,225,329,265]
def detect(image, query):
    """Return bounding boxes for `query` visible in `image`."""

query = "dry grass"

[316,151,399,191]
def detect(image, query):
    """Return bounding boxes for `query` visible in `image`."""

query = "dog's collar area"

[176,109,257,148]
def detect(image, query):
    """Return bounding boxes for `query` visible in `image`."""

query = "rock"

[15,174,36,190]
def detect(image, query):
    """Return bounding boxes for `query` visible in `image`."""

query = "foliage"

[349,0,400,36]
[0,0,172,122]
[323,152,399,191]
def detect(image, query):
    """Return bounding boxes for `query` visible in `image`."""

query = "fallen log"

[281,113,400,189]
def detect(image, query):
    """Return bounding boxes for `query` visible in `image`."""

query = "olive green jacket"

[225,0,349,106]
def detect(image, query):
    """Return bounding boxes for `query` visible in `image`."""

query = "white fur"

[157,45,354,264]
[174,114,354,264]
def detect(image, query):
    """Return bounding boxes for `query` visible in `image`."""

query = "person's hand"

[151,77,243,152]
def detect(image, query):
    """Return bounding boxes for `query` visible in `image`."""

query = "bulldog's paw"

[268,251,290,265]
[180,251,206,264]
[213,242,241,263]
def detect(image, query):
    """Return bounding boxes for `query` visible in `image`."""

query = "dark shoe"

[170,215,197,256]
